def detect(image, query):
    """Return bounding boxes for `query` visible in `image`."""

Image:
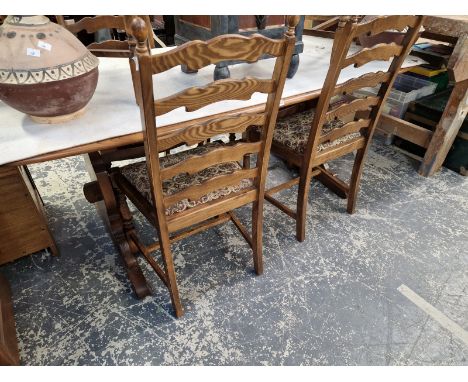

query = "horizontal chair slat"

[326,96,379,121]
[313,136,366,166]
[342,43,403,68]
[353,15,419,38]
[319,118,371,144]
[160,142,262,180]
[155,77,275,116]
[151,34,286,74]
[158,112,266,151]
[66,15,126,34]
[167,189,258,233]
[333,71,391,96]
[163,167,258,208]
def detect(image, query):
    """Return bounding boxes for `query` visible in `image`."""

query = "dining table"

[0,35,426,297]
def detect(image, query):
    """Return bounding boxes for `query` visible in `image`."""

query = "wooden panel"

[0,274,20,366]
[160,142,262,180]
[158,113,266,151]
[342,43,403,68]
[0,166,56,265]
[150,34,285,73]
[333,71,391,96]
[155,78,275,116]
[326,96,379,121]
[65,15,126,34]
[167,189,258,232]
[319,119,370,144]
[163,167,258,207]
[354,15,419,37]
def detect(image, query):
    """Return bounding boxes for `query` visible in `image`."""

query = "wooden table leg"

[419,79,468,177]
[83,153,151,299]
[0,274,20,366]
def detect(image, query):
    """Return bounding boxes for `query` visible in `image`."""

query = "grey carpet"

[2,138,467,365]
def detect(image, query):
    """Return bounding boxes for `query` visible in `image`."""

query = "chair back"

[304,15,425,164]
[130,15,298,230]
[56,15,155,58]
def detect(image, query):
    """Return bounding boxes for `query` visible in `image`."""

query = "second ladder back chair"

[111,16,299,317]
[249,15,425,242]
[56,15,154,105]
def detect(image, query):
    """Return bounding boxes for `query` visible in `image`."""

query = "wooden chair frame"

[250,15,425,242]
[110,16,299,317]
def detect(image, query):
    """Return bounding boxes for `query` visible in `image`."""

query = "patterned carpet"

[2,138,467,365]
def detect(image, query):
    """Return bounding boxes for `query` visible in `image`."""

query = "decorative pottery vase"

[0,15,99,123]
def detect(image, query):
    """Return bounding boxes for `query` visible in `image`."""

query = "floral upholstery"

[269,108,362,154]
[119,142,252,216]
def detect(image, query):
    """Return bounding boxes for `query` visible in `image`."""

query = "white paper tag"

[37,40,52,51]
[26,48,41,57]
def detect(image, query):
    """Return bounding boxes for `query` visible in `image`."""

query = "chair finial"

[286,16,300,37]
[130,16,149,55]
[338,16,352,28]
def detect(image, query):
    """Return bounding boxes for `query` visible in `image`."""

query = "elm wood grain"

[255,15,425,241]
[333,71,392,96]
[150,34,285,73]
[160,142,262,180]
[154,78,275,116]
[342,43,403,68]
[326,96,379,121]
[158,113,266,151]
[106,16,298,317]
[0,166,58,265]
[0,274,20,366]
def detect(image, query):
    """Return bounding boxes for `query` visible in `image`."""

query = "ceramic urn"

[0,15,99,123]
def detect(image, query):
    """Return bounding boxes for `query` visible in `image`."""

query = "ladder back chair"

[249,15,425,242]
[56,15,154,105]
[110,16,299,317]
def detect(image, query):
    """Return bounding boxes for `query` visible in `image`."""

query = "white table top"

[0,36,425,166]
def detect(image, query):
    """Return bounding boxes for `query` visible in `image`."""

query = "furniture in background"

[0,166,58,265]
[103,16,298,317]
[174,15,304,80]
[248,15,425,241]
[303,16,340,38]
[377,16,468,177]
[56,15,155,105]
[0,274,20,365]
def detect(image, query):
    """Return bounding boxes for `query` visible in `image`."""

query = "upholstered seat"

[120,142,252,216]
[271,108,362,154]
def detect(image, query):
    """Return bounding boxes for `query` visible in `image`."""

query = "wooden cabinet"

[0,166,57,265]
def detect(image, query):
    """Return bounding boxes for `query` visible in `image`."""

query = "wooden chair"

[109,16,299,317]
[248,15,425,242]
[56,15,155,105]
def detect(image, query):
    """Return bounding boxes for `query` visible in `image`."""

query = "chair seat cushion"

[119,142,252,216]
[271,108,362,154]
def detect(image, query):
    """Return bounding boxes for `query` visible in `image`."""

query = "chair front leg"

[347,147,366,214]
[251,200,264,275]
[296,167,314,242]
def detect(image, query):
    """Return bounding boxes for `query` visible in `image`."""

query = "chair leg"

[251,200,264,275]
[347,148,366,215]
[158,235,184,318]
[296,170,313,242]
